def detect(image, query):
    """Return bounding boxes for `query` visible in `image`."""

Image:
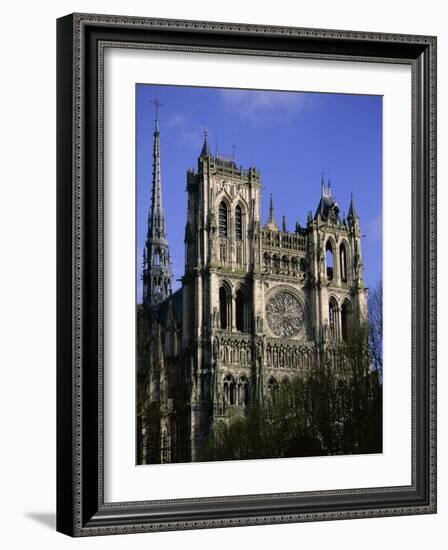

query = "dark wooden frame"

[57,13,437,537]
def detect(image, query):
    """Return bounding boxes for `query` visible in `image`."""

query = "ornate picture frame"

[57,13,437,536]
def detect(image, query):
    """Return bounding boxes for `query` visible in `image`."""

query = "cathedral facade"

[138,112,368,465]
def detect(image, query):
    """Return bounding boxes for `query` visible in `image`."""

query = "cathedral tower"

[307,180,368,344]
[182,133,262,459]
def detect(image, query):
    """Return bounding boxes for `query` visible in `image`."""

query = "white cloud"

[219,89,309,126]
[365,213,383,242]
[178,128,203,151]
[165,112,186,128]
[163,112,204,150]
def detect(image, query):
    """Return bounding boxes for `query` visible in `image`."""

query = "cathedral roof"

[314,186,341,223]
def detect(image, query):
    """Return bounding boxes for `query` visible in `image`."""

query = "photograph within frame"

[136,84,383,466]
[56,13,436,536]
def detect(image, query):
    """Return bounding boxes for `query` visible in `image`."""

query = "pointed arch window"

[235,287,250,332]
[329,298,338,340]
[153,248,161,266]
[235,204,243,240]
[341,300,352,341]
[223,374,236,405]
[219,201,228,237]
[326,241,334,280]
[219,284,231,330]
[340,243,347,283]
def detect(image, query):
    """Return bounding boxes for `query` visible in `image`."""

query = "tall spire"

[149,99,165,238]
[266,193,279,231]
[143,100,173,307]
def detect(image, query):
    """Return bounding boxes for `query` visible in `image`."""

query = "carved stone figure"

[212,336,219,359]
[212,306,220,328]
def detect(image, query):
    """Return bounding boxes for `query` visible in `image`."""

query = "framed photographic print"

[56,13,437,536]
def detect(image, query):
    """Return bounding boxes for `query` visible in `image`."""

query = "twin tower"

[140,108,368,464]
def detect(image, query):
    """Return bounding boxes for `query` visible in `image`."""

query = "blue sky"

[136,84,382,301]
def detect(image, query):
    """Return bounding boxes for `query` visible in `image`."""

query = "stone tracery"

[266,291,304,338]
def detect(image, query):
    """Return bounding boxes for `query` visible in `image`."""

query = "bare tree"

[200,320,383,462]
[368,280,383,377]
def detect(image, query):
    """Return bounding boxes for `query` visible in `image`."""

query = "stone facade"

[139,120,368,465]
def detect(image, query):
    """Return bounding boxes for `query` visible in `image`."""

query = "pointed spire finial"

[321,174,332,198]
[150,98,163,133]
[282,214,287,232]
[348,192,359,221]
[266,194,279,231]
[200,124,211,158]
[269,194,274,218]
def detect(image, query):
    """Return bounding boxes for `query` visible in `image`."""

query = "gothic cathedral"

[138,110,368,464]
